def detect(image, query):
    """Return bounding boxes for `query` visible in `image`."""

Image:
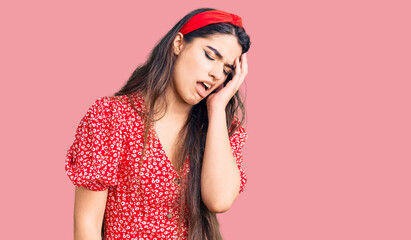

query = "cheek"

[174,56,191,78]
[173,50,210,82]
[178,55,200,77]
[193,54,209,73]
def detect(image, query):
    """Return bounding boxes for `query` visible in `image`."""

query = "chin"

[188,97,203,106]
[179,94,198,106]
[177,88,205,106]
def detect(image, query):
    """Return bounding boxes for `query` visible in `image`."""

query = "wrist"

[207,109,226,124]
[207,107,226,116]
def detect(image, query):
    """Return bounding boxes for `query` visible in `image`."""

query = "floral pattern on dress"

[65,92,248,239]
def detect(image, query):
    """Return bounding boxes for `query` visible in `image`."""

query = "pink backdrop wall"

[1,0,410,239]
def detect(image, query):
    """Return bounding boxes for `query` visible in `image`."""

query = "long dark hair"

[111,8,251,240]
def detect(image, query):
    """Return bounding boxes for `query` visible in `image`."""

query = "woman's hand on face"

[206,53,248,112]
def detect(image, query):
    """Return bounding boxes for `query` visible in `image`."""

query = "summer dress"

[65,92,248,239]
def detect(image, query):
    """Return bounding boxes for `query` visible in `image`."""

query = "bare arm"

[201,109,241,213]
[74,186,108,240]
[201,53,248,213]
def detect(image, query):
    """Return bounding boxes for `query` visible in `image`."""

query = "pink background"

[1,0,410,239]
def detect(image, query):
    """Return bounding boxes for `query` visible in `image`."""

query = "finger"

[233,57,242,84]
[224,76,237,91]
[237,53,248,87]
[241,53,248,76]
[236,57,242,76]
[235,55,246,89]
[225,57,243,94]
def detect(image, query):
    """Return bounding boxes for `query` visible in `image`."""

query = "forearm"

[201,109,241,213]
[74,220,102,240]
[74,186,107,240]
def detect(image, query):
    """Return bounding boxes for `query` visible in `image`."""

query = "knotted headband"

[179,10,244,35]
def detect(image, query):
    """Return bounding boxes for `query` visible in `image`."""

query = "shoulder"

[88,93,145,118]
[91,95,129,112]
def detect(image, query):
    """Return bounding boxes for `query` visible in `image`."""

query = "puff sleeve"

[65,97,125,191]
[229,124,249,194]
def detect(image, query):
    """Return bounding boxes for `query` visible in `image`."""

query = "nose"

[209,62,225,81]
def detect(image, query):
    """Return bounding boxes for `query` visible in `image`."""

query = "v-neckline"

[149,122,179,174]
[137,92,189,177]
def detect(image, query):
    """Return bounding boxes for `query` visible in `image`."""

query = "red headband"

[179,10,244,35]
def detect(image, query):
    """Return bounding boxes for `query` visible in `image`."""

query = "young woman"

[65,8,251,240]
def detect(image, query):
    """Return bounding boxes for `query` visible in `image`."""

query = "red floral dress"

[65,92,248,239]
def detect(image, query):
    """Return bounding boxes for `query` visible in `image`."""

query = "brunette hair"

[112,7,251,240]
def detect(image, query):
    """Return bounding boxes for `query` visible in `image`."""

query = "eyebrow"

[206,45,235,71]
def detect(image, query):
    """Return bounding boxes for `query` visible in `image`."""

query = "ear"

[173,32,184,55]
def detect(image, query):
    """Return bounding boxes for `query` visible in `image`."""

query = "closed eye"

[204,51,214,61]
[204,51,231,76]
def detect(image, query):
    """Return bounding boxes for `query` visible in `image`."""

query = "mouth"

[196,81,214,98]
[203,82,211,91]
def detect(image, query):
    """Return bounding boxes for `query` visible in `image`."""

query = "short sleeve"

[65,97,125,191]
[229,124,249,194]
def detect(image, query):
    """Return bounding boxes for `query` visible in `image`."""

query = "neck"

[162,85,192,122]
[143,85,192,124]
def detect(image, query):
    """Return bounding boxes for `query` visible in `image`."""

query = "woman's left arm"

[201,53,248,213]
